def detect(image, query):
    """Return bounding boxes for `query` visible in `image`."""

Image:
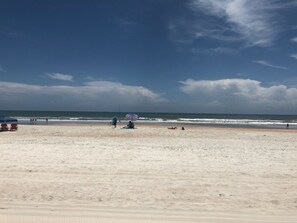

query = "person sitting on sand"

[126,121,134,129]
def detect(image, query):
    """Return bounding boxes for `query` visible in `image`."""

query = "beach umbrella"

[0,116,18,123]
[125,113,138,121]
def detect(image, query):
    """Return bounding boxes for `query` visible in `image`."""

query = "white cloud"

[167,18,199,44]
[290,54,297,60]
[189,0,296,47]
[46,73,74,81]
[291,37,297,42]
[180,78,297,114]
[195,29,241,42]
[253,60,287,70]
[168,17,242,46]
[0,81,167,111]
[86,76,95,81]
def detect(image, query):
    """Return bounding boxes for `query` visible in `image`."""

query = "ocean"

[1,110,296,129]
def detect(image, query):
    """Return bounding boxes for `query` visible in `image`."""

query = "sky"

[1,0,297,114]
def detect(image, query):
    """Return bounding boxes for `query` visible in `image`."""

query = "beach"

[0,124,297,222]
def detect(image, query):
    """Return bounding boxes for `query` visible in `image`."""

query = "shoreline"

[5,111,296,130]
[17,121,297,132]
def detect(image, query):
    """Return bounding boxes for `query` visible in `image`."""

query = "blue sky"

[1,0,297,114]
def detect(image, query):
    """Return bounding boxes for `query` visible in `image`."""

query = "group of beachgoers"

[111,116,134,129]
[111,116,186,130]
[30,118,49,124]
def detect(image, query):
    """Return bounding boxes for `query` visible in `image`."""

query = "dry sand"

[0,124,297,222]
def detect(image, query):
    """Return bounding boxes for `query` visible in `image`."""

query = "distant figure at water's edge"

[112,116,118,128]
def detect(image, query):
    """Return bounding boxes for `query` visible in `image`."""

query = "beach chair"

[1,123,9,131]
[10,123,18,131]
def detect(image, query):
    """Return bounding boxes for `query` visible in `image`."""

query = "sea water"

[1,110,296,129]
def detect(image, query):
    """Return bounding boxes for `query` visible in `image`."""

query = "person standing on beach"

[112,116,118,128]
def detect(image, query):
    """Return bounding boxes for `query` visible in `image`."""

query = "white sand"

[0,124,297,222]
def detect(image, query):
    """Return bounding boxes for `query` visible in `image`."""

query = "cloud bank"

[0,81,167,111]
[2,79,297,114]
[180,78,297,114]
